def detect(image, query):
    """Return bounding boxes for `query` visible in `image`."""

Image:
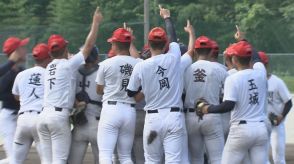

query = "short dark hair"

[50,47,66,58]
[236,56,251,66]
[148,40,166,51]
[113,42,131,51]
[195,48,212,56]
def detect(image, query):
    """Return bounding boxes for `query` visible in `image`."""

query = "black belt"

[147,107,181,114]
[108,101,135,107]
[239,120,264,124]
[19,110,41,115]
[89,100,102,107]
[55,107,63,112]
[184,108,195,113]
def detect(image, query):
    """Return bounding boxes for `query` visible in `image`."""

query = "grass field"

[280,76,294,92]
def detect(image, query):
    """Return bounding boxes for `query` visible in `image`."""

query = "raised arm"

[184,20,195,57]
[159,5,177,42]
[82,7,103,59]
[123,23,140,58]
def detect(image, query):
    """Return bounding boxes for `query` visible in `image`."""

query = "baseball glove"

[70,101,88,126]
[269,112,278,126]
[194,98,209,120]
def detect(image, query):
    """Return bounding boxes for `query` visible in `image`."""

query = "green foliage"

[0,0,294,54]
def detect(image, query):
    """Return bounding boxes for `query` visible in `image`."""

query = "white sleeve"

[180,53,192,73]
[95,62,105,85]
[223,76,237,102]
[167,42,181,60]
[253,62,266,77]
[12,73,21,96]
[277,78,292,103]
[127,64,141,91]
[68,51,85,70]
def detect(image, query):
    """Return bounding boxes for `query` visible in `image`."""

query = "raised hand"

[93,6,103,24]
[159,5,170,19]
[184,20,194,34]
[234,25,245,41]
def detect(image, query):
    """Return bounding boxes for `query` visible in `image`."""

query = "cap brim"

[107,37,114,43]
[20,38,30,46]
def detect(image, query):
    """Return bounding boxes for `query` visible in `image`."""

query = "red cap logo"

[2,37,30,55]
[48,34,68,52]
[230,41,252,57]
[258,51,269,64]
[107,28,133,43]
[32,43,50,60]
[148,27,167,42]
[194,36,213,49]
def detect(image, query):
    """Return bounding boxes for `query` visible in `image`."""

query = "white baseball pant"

[97,102,136,164]
[68,112,99,164]
[37,107,71,164]
[0,108,17,162]
[269,121,286,164]
[185,113,224,164]
[10,111,43,164]
[143,108,185,164]
[222,121,268,164]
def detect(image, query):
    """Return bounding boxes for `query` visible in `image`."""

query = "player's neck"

[150,49,163,56]
[197,55,209,61]
[236,65,250,71]
[116,50,130,56]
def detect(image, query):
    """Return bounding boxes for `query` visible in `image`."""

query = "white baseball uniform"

[37,52,85,164]
[128,42,187,163]
[221,62,268,164]
[184,60,227,164]
[96,55,140,164]
[68,64,102,164]
[267,74,292,164]
[11,66,45,164]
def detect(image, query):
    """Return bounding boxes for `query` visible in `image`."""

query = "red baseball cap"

[230,41,252,57]
[148,27,167,42]
[210,40,219,54]
[107,28,133,43]
[32,43,50,60]
[48,34,68,52]
[224,44,236,57]
[2,37,30,55]
[194,36,213,49]
[108,48,116,58]
[258,51,269,64]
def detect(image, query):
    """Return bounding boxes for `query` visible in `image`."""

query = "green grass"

[280,76,294,93]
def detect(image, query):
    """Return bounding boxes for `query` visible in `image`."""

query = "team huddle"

[0,5,292,164]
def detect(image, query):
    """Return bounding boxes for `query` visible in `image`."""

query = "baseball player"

[184,36,226,164]
[11,43,51,164]
[159,6,193,163]
[127,27,189,163]
[67,46,102,164]
[258,52,292,164]
[36,7,103,164]
[0,37,29,163]
[196,40,269,164]
[96,27,140,164]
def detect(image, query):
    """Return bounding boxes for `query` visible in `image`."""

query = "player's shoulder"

[270,74,285,85]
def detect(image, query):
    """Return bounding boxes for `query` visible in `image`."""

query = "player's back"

[44,52,84,109]
[226,63,267,122]
[98,55,139,104]
[136,42,182,109]
[13,66,45,112]
[184,60,226,108]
